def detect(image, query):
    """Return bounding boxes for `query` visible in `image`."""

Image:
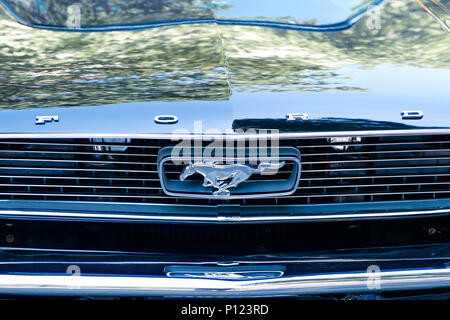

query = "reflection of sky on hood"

[2,0,379,27]
[231,64,450,129]
[215,0,371,24]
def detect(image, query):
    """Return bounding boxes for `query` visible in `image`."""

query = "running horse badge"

[179,161,285,197]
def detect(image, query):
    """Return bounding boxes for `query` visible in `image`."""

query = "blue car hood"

[0,0,449,134]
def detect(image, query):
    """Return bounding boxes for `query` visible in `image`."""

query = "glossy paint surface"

[0,0,448,134]
[0,0,382,30]
[0,1,449,299]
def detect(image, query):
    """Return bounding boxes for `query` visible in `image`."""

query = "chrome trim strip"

[0,208,448,223]
[2,139,450,148]
[0,129,450,140]
[2,163,448,174]
[0,172,448,182]
[3,146,450,156]
[1,189,450,200]
[0,268,448,297]
[301,181,450,190]
[302,156,450,164]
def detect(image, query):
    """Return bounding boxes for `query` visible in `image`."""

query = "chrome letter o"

[154,115,178,124]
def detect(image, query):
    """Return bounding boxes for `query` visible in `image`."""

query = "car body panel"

[0,0,449,298]
[0,0,449,134]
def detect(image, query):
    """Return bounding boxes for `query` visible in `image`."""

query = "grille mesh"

[0,134,449,206]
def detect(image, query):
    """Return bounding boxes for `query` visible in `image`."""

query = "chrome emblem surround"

[157,147,301,200]
[164,265,285,280]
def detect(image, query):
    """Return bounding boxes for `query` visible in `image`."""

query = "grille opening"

[0,134,448,206]
[2,216,447,255]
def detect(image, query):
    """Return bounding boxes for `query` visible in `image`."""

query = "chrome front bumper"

[0,268,449,297]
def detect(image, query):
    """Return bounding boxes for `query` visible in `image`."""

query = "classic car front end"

[0,0,449,299]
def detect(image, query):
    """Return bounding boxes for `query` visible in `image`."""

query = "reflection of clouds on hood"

[14,0,32,8]
[326,0,360,8]
[14,0,48,11]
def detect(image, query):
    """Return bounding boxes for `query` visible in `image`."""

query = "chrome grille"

[0,133,449,206]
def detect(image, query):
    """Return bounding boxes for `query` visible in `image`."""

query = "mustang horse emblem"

[179,161,285,196]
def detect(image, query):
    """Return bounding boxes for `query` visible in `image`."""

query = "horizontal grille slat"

[0,158,157,165]
[0,184,162,190]
[300,148,450,156]
[0,149,158,157]
[302,164,450,173]
[283,190,450,198]
[0,166,294,176]
[1,172,449,182]
[0,175,161,181]
[296,140,450,148]
[0,133,449,207]
[0,166,159,173]
[5,148,449,161]
[2,181,448,191]
[306,173,450,180]
[302,156,450,165]
[299,182,450,189]
[2,139,448,149]
[2,164,449,173]
[0,141,161,149]
[0,190,449,200]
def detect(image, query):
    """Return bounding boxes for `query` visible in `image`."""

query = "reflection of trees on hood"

[222,1,449,92]
[232,118,419,132]
[0,0,448,110]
